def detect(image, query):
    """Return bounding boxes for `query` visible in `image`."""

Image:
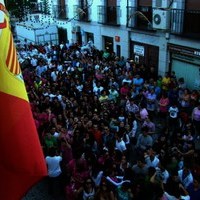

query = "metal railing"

[53,5,68,20]
[127,6,153,31]
[97,6,120,26]
[127,6,200,38]
[171,9,200,38]
[28,3,46,14]
[73,5,91,22]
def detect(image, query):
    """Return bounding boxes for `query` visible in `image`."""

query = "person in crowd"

[142,117,156,136]
[162,72,171,92]
[65,154,89,199]
[146,88,157,119]
[94,178,116,200]
[99,90,109,103]
[127,114,138,144]
[136,126,153,153]
[178,164,194,189]
[36,60,47,77]
[164,170,190,200]
[93,81,104,97]
[158,92,170,124]
[115,181,133,200]
[168,101,179,133]
[79,178,96,200]
[132,156,148,181]
[155,160,170,185]
[108,85,119,103]
[144,148,160,168]
[187,175,200,200]
[120,83,130,106]
[125,97,139,115]
[102,125,115,150]
[133,74,144,94]
[115,132,127,154]
[180,88,191,114]
[122,74,132,86]
[44,132,58,150]
[136,102,149,122]
[192,101,200,137]
[45,147,63,197]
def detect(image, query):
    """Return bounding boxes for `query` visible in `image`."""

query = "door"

[116,45,121,58]
[172,59,200,89]
[106,0,117,24]
[147,45,159,71]
[58,0,67,18]
[58,27,67,43]
[86,32,94,43]
[76,32,82,46]
[104,36,113,53]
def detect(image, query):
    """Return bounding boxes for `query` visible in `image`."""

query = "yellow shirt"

[162,77,170,91]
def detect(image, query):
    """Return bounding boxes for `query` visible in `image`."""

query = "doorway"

[58,27,68,44]
[116,45,121,58]
[104,36,113,53]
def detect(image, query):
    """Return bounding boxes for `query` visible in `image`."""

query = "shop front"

[130,41,159,74]
[168,43,200,90]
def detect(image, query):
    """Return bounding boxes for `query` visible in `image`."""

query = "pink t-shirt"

[159,97,169,113]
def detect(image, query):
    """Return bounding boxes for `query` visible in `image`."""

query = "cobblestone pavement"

[22,178,65,200]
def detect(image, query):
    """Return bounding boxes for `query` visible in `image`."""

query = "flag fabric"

[0,1,47,200]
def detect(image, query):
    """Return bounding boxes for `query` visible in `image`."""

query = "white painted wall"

[15,22,58,44]
[33,0,200,75]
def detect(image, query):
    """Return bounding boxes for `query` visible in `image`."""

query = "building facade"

[31,0,200,89]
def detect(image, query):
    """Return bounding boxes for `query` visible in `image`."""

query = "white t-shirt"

[169,106,179,118]
[145,156,160,168]
[163,192,190,200]
[53,132,60,138]
[46,156,62,177]
[83,188,95,200]
[31,58,38,67]
[91,171,104,187]
[115,139,127,152]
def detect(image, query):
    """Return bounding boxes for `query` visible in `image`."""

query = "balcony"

[53,5,68,20]
[171,9,200,39]
[73,5,90,22]
[36,2,50,15]
[28,2,47,14]
[97,6,120,26]
[127,6,153,31]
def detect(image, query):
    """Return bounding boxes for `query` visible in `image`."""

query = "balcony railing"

[53,5,68,20]
[36,2,50,15]
[171,9,200,38]
[98,6,120,26]
[127,6,153,31]
[73,5,91,22]
[28,2,47,14]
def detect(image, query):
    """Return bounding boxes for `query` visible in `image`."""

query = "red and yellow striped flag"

[0,1,47,199]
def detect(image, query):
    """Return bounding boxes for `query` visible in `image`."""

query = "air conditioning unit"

[152,0,170,9]
[152,9,170,30]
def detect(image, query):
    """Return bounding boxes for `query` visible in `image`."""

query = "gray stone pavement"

[22,178,65,200]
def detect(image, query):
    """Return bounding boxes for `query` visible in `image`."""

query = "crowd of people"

[17,39,200,200]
